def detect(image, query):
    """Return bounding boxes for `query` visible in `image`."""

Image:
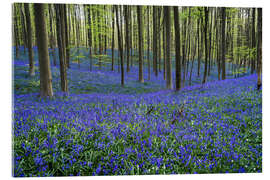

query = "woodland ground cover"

[13,47,262,176]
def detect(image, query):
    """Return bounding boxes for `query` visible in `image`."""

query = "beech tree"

[137,5,144,83]
[174,6,181,91]
[33,3,53,97]
[164,6,172,89]
[55,4,68,92]
[24,3,35,76]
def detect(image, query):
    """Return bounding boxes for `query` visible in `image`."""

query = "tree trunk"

[116,5,125,86]
[202,7,208,84]
[147,6,151,80]
[34,3,53,97]
[97,8,102,70]
[48,5,57,67]
[152,6,158,77]
[164,6,173,89]
[111,6,115,71]
[64,5,70,69]
[221,7,226,80]
[257,8,262,89]
[163,17,166,80]
[174,6,181,91]
[55,4,68,92]
[87,5,93,71]
[24,3,35,76]
[13,5,20,59]
[251,8,256,74]
[124,6,130,73]
[158,7,162,73]
[137,6,144,83]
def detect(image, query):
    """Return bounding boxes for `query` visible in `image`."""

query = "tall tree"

[97,7,102,70]
[34,3,53,97]
[115,5,125,86]
[202,7,208,84]
[221,7,226,80]
[124,6,130,72]
[64,5,70,69]
[24,3,35,76]
[111,6,115,71]
[13,5,20,59]
[48,5,57,67]
[137,6,144,83]
[55,4,68,92]
[164,6,172,89]
[251,8,256,74]
[87,5,93,71]
[19,5,27,55]
[257,8,262,90]
[174,6,181,91]
[147,6,151,80]
[152,6,158,77]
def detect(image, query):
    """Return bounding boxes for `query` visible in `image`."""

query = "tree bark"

[221,7,226,80]
[202,7,208,84]
[55,4,68,92]
[147,6,151,80]
[87,5,93,71]
[116,5,125,86]
[34,3,53,97]
[137,6,144,83]
[124,6,130,73]
[257,8,262,89]
[24,3,35,76]
[174,6,181,91]
[164,6,173,89]
[111,6,115,71]
[152,6,158,77]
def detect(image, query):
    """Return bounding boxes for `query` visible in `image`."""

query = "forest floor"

[13,48,262,176]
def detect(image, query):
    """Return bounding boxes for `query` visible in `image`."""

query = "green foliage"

[232,67,247,76]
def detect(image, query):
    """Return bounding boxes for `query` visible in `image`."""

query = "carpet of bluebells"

[13,47,262,177]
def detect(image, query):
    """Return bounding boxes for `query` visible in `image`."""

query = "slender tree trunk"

[104,6,107,55]
[207,8,212,76]
[257,8,262,89]
[182,14,186,87]
[13,5,20,59]
[216,8,221,80]
[111,6,115,71]
[55,4,68,92]
[163,18,166,80]
[153,6,158,77]
[97,8,102,70]
[129,7,133,68]
[48,5,57,67]
[174,6,181,91]
[251,8,256,74]
[64,5,70,69]
[124,6,130,73]
[190,21,199,85]
[20,6,27,55]
[34,3,53,97]
[158,7,162,73]
[202,7,208,84]
[137,6,144,83]
[24,3,35,76]
[221,7,226,80]
[197,16,201,77]
[164,6,172,89]
[87,5,93,71]
[147,6,151,80]
[116,5,125,86]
